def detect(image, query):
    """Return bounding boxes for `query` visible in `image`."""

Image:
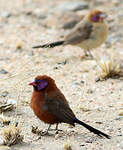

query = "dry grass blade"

[0,104,14,113]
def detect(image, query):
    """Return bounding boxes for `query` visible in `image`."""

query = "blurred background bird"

[29,75,110,139]
[32,10,108,57]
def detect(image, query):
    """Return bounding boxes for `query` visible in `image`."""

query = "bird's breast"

[30,93,58,124]
[78,23,108,50]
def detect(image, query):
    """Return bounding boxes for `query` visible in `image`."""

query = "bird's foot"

[55,129,63,134]
[39,130,50,136]
[31,126,50,136]
[82,51,94,59]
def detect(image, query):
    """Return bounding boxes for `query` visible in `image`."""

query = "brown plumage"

[32,10,108,57]
[29,75,110,139]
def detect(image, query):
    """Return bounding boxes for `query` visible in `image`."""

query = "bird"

[29,75,110,139]
[32,10,108,57]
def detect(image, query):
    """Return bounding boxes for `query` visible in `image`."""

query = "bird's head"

[29,75,55,91]
[88,10,106,23]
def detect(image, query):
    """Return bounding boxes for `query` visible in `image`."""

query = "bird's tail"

[32,40,64,49]
[74,118,110,139]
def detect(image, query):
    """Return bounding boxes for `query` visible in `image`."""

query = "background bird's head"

[88,10,106,23]
[29,75,55,91]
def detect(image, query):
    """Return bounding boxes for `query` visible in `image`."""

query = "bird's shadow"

[32,127,107,142]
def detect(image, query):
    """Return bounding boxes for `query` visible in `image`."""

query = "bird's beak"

[29,81,36,86]
[100,13,107,21]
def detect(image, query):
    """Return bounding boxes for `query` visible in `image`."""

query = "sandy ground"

[0,0,123,149]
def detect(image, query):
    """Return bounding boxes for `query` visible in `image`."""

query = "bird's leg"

[84,49,94,59]
[48,123,60,131]
[55,123,63,134]
[55,123,58,130]
[88,50,94,58]
[32,125,52,141]
[84,50,89,56]
[40,124,51,136]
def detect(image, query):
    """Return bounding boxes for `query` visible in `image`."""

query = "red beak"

[100,14,106,21]
[29,82,36,86]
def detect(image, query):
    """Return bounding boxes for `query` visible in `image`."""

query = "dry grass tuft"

[1,123,23,146]
[96,56,121,79]
[63,141,72,150]
[0,114,11,125]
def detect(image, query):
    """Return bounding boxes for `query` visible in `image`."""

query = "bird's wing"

[44,91,76,125]
[64,21,93,45]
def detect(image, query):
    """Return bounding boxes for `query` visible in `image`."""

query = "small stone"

[1,91,9,97]
[33,9,47,19]
[80,80,84,84]
[85,137,94,143]
[57,59,68,65]
[87,89,94,94]
[25,11,32,16]
[95,121,103,124]
[117,134,122,136]
[55,133,61,139]
[0,69,8,74]
[53,66,59,70]
[80,144,85,147]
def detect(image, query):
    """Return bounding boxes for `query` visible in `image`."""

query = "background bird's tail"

[32,40,64,48]
[74,118,110,139]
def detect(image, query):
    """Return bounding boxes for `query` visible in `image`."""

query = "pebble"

[115,117,122,121]
[1,91,9,97]
[80,80,84,84]
[85,137,95,143]
[33,8,47,19]
[116,134,122,136]
[0,69,8,74]
[95,121,103,124]
[55,133,61,139]
[57,59,68,65]
[87,89,94,94]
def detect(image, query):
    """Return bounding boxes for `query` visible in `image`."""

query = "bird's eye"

[96,15,100,19]
[35,79,40,84]
[92,14,100,22]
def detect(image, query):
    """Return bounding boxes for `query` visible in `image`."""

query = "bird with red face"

[29,75,110,139]
[32,10,108,57]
